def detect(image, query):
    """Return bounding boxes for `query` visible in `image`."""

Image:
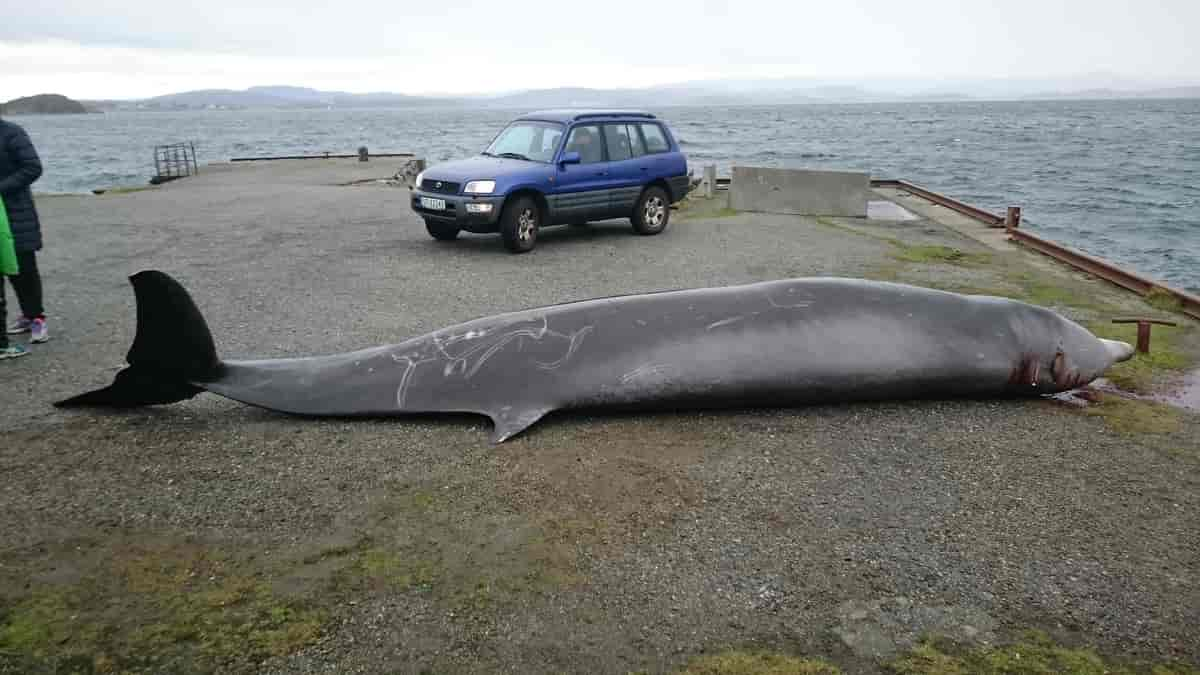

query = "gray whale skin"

[57,271,1134,443]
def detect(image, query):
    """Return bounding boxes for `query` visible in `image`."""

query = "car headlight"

[463,180,496,195]
[415,170,425,189]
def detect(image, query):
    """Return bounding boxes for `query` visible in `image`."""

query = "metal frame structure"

[153,143,198,182]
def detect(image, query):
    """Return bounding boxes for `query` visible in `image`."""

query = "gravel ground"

[1,161,1197,674]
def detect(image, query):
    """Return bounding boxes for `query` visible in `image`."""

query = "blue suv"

[411,110,689,253]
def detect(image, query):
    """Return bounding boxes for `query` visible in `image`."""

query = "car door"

[602,123,647,216]
[550,124,611,223]
[637,122,677,179]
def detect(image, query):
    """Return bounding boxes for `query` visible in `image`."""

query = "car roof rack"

[572,111,656,120]
[519,110,657,123]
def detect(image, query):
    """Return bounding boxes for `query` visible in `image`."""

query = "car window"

[485,121,563,162]
[640,123,670,154]
[603,124,633,162]
[564,125,605,164]
[626,124,647,157]
[536,127,563,159]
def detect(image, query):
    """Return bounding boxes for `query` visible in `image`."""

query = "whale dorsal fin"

[487,405,554,444]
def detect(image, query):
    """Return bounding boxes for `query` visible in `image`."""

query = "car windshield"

[483,121,564,163]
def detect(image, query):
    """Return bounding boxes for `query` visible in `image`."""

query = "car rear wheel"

[500,196,539,253]
[425,219,460,241]
[631,186,670,235]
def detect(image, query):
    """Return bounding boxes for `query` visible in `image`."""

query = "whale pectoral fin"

[487,404,554,444]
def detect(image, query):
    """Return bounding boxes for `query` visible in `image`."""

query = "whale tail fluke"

[55,271,223,408]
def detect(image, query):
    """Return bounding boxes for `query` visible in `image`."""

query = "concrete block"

[729,166,870,217]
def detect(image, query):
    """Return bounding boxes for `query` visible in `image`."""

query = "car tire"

[500,196,539,253]
[425,219,460,241]
[631,186,670,235]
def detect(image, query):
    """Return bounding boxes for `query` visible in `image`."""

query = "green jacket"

[0,194,18,276]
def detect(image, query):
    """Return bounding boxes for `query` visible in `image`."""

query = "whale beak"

[1101,339,1135,363]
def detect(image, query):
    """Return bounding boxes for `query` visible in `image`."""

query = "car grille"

[420,179,460,194]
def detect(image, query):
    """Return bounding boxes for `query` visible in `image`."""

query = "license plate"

[420,196,447,211]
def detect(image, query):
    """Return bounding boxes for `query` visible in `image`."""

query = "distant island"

[1,93,90,115]
[32,77,1200,114]
[83,86,454,112]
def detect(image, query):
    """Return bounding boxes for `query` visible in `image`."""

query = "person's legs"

[10,251,46,342]
[0,277,27,358]
[11,250,44,319]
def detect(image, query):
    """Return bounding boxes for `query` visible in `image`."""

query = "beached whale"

[57,271,1134,442]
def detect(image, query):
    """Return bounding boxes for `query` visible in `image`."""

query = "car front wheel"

[500,196,539,253]
[425,219,460,241]
[632,186,670,235]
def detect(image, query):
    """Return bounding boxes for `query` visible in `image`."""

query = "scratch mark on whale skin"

[391,352,434,408]
[535,325,595,370]
[391,315,594,408]
[707,315,746,330]
[621,363,678,384]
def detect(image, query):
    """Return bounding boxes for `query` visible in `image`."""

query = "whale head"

[1042,318,1134,391]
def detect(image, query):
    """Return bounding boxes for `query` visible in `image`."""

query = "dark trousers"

[4,249,44,321]
[2,250,44,348]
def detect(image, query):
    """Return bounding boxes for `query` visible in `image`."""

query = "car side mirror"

[559,151,581,166]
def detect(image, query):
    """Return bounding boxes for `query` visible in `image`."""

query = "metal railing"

[870,178,1200,320]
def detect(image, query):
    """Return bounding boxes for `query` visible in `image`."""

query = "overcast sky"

[2,0,1197,100]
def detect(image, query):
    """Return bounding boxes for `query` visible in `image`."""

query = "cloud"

[1,40,782,99]
[2,0,1197,100]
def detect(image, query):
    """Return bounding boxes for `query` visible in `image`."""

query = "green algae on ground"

[1009,273,1112,312]
[812,216,992,269]
[0,544,324,673]
[674,196,740,221]
[96,185,158,195]
[669,650,841,674]
[1145,287,1184,314]
[660,633,1199,675]
[354,548,438,591]
[1084,396,1184,435]
[306,485,583,627]
[887,632,1200,675]
[890,244,991,267]
[1088,322,1192,393]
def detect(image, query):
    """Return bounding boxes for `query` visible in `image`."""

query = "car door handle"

[639,167,649,171]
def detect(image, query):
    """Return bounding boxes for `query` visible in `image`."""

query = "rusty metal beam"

[230,152,415,162]
[1008,227,1200,321]
[1112,317,1179,354]
[871,179,1005,227]
[871,177,1199,321]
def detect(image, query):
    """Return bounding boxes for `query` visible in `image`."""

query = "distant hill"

[904,92,975,102]
[61,78,1200,113]
[1019,86,1200,101]
[474,85,851,108]
[1,93,89,115]
[140,86,452,110]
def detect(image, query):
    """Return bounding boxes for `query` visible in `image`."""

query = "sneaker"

[6,316,31,335]
[30,318,49,344]
[0,345,29,360]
